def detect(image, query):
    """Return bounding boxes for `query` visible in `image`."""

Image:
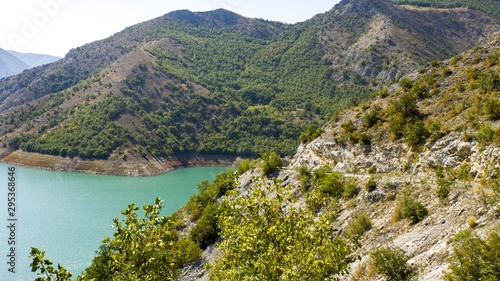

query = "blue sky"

[0,0,340,57]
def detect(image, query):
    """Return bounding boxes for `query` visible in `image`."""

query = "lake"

[0,163,227,281]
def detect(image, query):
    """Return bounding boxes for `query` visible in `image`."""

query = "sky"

[0,0,341,57]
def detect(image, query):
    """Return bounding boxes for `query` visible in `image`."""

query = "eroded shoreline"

[0,150,241,176]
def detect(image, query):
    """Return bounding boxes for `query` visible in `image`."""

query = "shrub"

[371,247,414,281]
[436,178,451,202]
[368,166,376,174]
[391,92,420,120]
[346,213,372,239]
[399,77,413,90]
[306,189,332,213]
[485,98,500,120]
[401,198,429,224]
[388,114,406,140]
[467,217,477,228]
[237,159,251,175]
[82,198,202,280]
[299,124,324,144]
[363,110,380,129]
[298,165,311,190]
[365,177,377,192]
[318,171,345,197]
[210,182,351,280]
[404,120,430,147]
[261,152,283,176]
[457,162,471,186]
[442,66,452,76]
[189,203,220,248]
[342,178,359,198]
[443,229,500,281]
[476,123,495,145]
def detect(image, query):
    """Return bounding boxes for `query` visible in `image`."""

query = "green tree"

[392,93,420,120]
[443,229,500,281]
[81,198,201,281]
[209,180,351,280]
[404,120,430,147]
[457,162,471,187]
[29,247,73,281]
[371,247,415,281]
[485,98,500,120]
[261,152,283,176]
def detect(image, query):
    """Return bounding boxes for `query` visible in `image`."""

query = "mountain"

[38,36,500,280]
[0,0,499,175]
[0,48,29,79]
[179,37,500,281]
[7,50,61,68]
[0,49,60,79]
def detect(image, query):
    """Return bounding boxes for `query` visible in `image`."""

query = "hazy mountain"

[7,50,61,68]
[0,48,29,79]
[0,48,61,79]
[0,0,498,175]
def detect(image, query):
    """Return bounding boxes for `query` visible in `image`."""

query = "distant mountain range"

[0,48,60,79]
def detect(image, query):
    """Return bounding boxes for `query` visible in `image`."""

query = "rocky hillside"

[29,20,500,281]
[0,0,499,175]
[287,38,500,280]
[177,37,500,280]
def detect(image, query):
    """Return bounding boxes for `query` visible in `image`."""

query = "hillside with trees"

[0,0,498,175]
[29,36,500,281]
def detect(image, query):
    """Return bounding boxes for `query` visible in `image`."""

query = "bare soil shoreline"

[0,150,242,176]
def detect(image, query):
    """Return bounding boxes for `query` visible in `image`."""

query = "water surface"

[0,164,227,280]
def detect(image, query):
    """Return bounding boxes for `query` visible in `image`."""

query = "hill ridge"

[0,0,498,175]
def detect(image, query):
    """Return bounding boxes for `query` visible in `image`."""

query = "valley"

[0,0,499,280]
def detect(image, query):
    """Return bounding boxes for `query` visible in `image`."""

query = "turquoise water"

[0,164,227,281]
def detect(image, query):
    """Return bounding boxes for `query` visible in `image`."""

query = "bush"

[299,124,324,144]
[363,110,380,129]
[401,198,429,224]
[443,229,500,281]
[189,203,220,248]
[346,213,372,239]
[298,165,311,190]
[82,198,202,280]
[436,179,451,201]
[399,77,413,90]
[261,152,283,176]
[210,182,351,280]
[476,124,495,145]
[237,159,251,175]
[365,177,377,192]
[371,247,414,281]
[391,93,420,120]
[404,120,430,147]
[318,171,345,197]
[342,178,359,198]
[485,98,500,120]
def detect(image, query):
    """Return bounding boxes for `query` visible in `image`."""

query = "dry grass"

[392,199,404,224]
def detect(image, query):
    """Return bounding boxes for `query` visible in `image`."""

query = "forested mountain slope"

[181,36,500,281]
[0,0,498,175]
[34,36,500,281]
